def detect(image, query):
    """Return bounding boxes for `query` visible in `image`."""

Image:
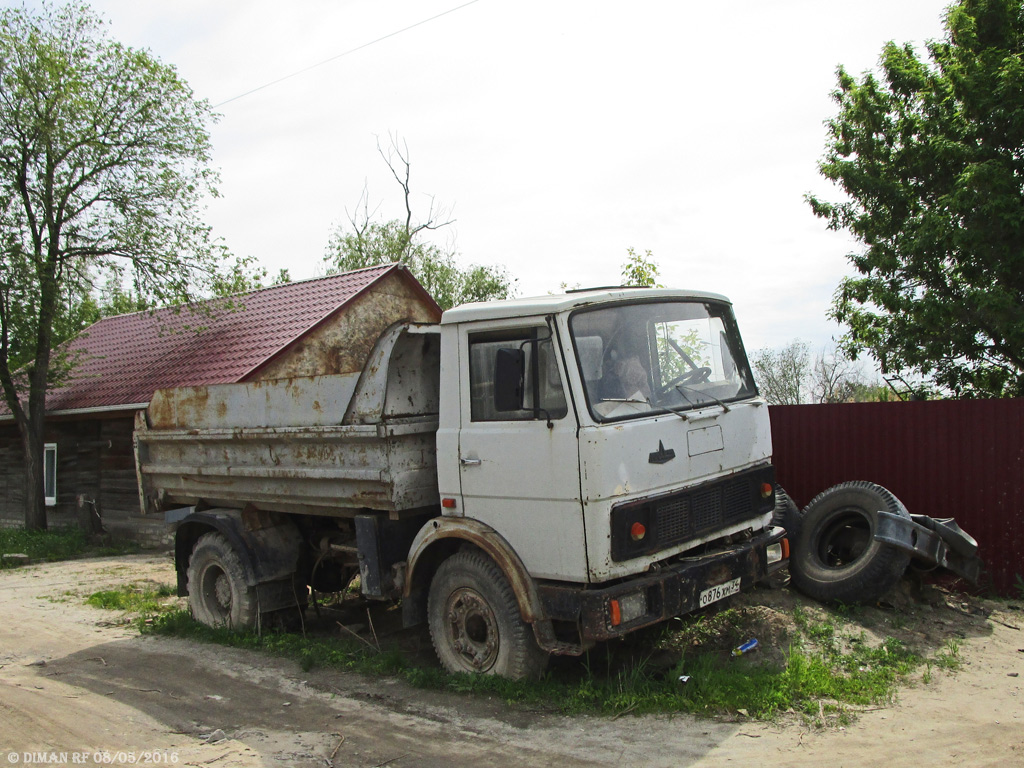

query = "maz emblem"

[648,440,676,465]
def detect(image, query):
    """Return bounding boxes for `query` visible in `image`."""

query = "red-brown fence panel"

[769,400,1024,596]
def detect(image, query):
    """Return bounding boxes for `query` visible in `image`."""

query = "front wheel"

[186,532,258,629]
[427,551,547,680]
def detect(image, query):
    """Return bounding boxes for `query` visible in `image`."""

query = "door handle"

[460,457,482,466]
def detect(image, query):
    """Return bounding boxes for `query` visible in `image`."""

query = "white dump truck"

[135,287,788,678]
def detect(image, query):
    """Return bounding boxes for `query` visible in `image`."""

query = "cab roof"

[440,286,732,325]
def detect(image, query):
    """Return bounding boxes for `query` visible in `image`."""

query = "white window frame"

[43,443,57,506]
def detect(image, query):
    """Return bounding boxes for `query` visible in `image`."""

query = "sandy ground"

[0,553,1021,768]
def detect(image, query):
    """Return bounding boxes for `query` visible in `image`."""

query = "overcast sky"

[12,0,952,352]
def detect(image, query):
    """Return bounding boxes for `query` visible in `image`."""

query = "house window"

[44,443,57,506]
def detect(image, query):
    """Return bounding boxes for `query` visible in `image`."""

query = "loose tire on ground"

[789,481,912,605]
[427,551,548,680]
[186,532,258,629]
[762,485,801,589]
[772,485,803,540]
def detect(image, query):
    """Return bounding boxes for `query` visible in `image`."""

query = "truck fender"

[172,507,303,596]
[403,517,545,625]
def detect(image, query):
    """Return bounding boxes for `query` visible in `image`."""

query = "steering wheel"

[659,366,712,393]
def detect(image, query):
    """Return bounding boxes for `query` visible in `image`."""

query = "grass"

[0,526,140,567]
[0,527,90,564]
[85,583,178,615]
[139,596,951,723]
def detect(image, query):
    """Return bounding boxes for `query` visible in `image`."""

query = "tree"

[753,340,901,404]
[324,136,514,310]
[209,255,291,299]
[0,3,224,529]
[810,346,869,403]
[808,0,1024,398]
[90,256,289,319]
[621,247,663,287]
[751,341,812,405]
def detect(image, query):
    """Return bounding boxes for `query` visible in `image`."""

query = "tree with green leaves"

[621,247,663,288]
[808,0,1024,398]
[751,340,812,405]
[324,136,514,311]
[0,3,225,529]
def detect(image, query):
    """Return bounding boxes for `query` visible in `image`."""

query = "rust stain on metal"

[252,276,439,381]
[147,393,174,430]
[406,519,544,623]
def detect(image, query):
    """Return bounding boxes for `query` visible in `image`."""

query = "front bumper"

[537,525,788,645]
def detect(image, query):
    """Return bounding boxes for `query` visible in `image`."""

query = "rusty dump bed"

[134,323,442,519]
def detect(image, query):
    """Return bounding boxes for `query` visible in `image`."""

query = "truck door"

[455,322,589,582]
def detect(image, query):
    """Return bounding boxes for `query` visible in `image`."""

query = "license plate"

[699,577,741,608]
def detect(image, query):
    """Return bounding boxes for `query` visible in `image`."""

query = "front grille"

[611,465,775,561]
[655,477,755,547]
[654,498,690,542]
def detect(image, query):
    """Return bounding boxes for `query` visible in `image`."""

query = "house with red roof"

[0,264,441,541]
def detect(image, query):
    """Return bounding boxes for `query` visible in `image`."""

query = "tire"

[427,551,548,680]
[760,486,800,589]
[789,481,912,605]
[772,485,803,540]
[186,532,258,629]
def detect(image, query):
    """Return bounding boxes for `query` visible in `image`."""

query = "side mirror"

[494,347,524,412]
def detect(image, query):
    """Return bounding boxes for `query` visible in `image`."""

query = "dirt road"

[0,554,1021,767]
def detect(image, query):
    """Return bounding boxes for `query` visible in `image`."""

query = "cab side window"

[469,329,568,422]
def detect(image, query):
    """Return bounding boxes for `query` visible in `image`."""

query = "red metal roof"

[39,265,421,414]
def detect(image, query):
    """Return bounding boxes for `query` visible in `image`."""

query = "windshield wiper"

[599,394,726,423]
[673,383,731,414]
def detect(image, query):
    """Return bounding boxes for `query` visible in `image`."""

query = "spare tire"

[790,481,912,605]
[772,486,802,540]
[762,486,801,589]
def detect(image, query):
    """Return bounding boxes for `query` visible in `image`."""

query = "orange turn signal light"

[630,522,646,541]
[609,599,622,626]
[761,483,774,499]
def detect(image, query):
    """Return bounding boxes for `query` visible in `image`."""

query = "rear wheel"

[428,551,547,680]
[187,532,258,629]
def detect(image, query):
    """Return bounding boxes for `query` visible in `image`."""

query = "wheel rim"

[198,563,232,623]
[816,509,872,568]
[444,586,499,672]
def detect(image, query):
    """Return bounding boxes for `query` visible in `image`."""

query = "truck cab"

[410,288,785,669]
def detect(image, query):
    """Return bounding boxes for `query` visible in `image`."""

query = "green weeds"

[85,583,178,617]
[0,527,140,566]
[141,595,950,723]
[0,527,89,564]
[931,637,963,671]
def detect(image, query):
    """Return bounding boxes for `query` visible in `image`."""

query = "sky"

[10,0,952,352]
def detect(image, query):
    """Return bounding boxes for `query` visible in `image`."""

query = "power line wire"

[213,0,483,108]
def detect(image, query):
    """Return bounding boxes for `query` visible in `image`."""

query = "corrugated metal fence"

[769,399,1024,596]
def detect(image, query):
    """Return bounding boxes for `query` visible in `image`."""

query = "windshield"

[569,300,757,422]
